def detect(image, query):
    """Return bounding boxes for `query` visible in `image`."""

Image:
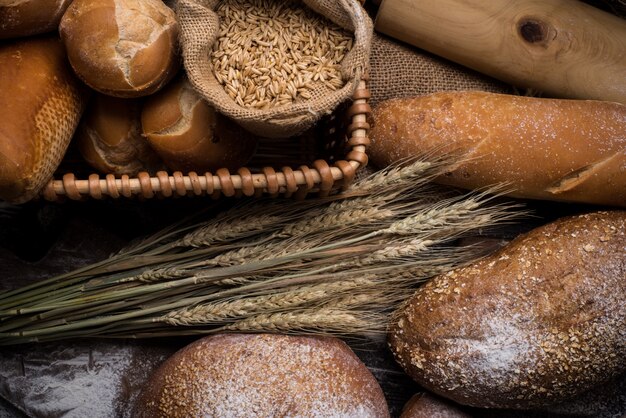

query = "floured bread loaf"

[389,211,626,409]
[400,393,471,418]
[59,0,179,97]
[0,36,89,203]
[134,333,390,417]
[0,0,73,39]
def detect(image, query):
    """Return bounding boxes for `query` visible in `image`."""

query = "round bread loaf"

[388,211,626,409]
[134,333,390,417]
[76,94,163,175]
[400,393,471,418]
[59,0,179,97]
[0,0,73,39]
[0,36,90,203]
[141,78,258,173]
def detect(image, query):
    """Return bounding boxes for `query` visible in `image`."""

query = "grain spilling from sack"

[210,0,353,110]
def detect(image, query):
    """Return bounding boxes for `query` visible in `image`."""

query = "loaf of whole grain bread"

[369,92,626,207]
[388,210,626,409]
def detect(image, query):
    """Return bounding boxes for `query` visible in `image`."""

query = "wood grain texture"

[375,0,626,104]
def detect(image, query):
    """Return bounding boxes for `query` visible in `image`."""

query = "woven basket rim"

[41,76,371,202]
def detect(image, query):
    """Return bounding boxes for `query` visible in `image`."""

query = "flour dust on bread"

[134,333,390,417]
[369,91,626,207]
[389,211,626,409]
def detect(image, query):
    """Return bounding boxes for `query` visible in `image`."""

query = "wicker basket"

[41,77,371,202]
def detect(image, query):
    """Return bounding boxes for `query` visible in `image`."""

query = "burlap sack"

[176,0,373,138]
[369,32,512,108]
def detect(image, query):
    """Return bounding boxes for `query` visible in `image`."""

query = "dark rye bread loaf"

[134,334,390,417]
[388,211,626,409]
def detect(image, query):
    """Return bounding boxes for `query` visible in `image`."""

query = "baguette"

[369,91,626,207]
[388,210,626,409]
[0,36,89,203]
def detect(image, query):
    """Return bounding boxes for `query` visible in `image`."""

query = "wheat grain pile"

[210,0,353,109]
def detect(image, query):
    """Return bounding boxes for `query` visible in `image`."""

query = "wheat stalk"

[0,159,524,344]
[162,278,374,326]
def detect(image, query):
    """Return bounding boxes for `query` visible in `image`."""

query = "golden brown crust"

[388,211,626,409]
[0,36,89,203]
[369,91,626,207]
[141,78,258,173]
[75,94,162,175]
[400,393,471,418]
[134,333,390,417]
[0,0,73,39]
[59,0,179,98]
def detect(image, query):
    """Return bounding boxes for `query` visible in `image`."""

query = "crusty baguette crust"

[388,210,626,409]
[0,36,89,203]
[369,91,626,207]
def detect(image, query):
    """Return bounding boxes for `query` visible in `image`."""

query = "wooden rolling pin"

[374,0,626,104]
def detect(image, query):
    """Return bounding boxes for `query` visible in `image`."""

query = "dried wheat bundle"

[0,160,523,345]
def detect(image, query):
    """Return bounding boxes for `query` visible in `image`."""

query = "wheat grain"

[163,278,373,326]
[222,308,382,335]
[210,0,353,109]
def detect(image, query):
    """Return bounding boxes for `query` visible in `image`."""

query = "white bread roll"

[0,0,73,39]
[76,94,163,175]
[0,36,90,203]
[134,334,390,417]
[369,91,626,207]
[59,0,179,98]
[141,78,258,173]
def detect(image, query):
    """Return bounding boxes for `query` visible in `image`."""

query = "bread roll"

[0,0,73,39]
[141,78,259,173]
[59,0,179,98]
[0,36,89,203]
[134,333,390,417]
[388,210,626,409]
[369,91,626,207]
[400,393,471,418]
[76,94,163,175]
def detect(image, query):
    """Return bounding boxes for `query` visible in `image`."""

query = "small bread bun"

[76,94,163,175]
[141,78,259,173]
[0,36,89,203]
[59,0,179,98]
[0,0,73,39]
[134,334,390,417]
[400,393,471,418]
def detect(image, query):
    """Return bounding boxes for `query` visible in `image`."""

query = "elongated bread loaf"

[0,36,90,203]
[369,92,626,207]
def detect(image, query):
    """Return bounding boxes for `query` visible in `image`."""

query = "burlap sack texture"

[368,32,512,109]
[176,0,373,138]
